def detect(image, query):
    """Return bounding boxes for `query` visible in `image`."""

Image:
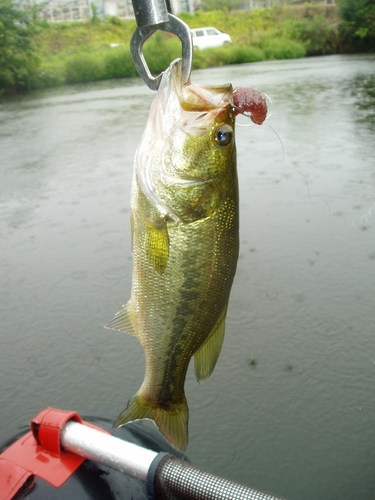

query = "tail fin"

[114,394,189,452]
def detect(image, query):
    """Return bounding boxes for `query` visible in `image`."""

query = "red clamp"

[31,407,83,456]
[0,408,90,498]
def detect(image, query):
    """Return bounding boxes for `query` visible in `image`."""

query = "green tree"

[201,0,245,12]
[289,15,338,55]
[90,3,100,24]
[338,0,375,52]
[0,0,40,93]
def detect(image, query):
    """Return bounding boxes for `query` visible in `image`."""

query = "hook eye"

[130,14,193,91]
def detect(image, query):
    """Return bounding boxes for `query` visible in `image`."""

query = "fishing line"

[264,92,273,120]
[360,203,375,226]
[234,90,333,218]
[235,90,330,214]
[266,123,310,192]
[266,122,331,216]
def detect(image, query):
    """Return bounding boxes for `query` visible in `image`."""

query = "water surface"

[1,55,374,499]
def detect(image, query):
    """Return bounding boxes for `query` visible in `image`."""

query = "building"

[14,0,196,22]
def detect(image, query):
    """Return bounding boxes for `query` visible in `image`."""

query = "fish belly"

[115,176,239,451]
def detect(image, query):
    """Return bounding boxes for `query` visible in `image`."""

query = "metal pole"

[130,0,169,28]
[60,421,157,482]
[60,421,287,500]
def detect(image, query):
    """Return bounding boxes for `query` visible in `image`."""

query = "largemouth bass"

[107,59,267,452]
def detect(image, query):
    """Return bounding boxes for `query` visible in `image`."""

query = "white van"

[191,27,232,50]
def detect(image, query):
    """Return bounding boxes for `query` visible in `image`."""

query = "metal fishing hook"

[129,0,193,90]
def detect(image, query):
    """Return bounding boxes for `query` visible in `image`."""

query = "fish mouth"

[165,60,233,123]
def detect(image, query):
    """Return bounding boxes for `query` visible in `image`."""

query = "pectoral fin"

[145,219,169,275]
[194,305,227,383]
[105,301,137,336]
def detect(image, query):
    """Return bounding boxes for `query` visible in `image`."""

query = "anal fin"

[194,305,227,383]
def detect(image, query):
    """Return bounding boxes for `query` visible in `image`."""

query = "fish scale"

[106,59,266,452]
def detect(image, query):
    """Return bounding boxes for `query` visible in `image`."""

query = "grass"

[7,4,341,91]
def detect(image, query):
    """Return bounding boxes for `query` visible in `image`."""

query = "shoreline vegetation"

[1,1,374,95]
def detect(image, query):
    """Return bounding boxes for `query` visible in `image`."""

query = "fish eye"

[214,125,233,147]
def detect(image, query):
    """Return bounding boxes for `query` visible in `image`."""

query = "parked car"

[191,27,232,50]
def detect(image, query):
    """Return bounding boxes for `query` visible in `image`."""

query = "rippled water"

[1,55,374,499]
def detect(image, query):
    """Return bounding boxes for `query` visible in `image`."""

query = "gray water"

[1,54,375,499]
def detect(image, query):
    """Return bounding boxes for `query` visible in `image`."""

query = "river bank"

[2,4,343,93]
[3,0,374,95]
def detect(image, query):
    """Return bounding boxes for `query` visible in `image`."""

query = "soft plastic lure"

[233,87,268,125]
